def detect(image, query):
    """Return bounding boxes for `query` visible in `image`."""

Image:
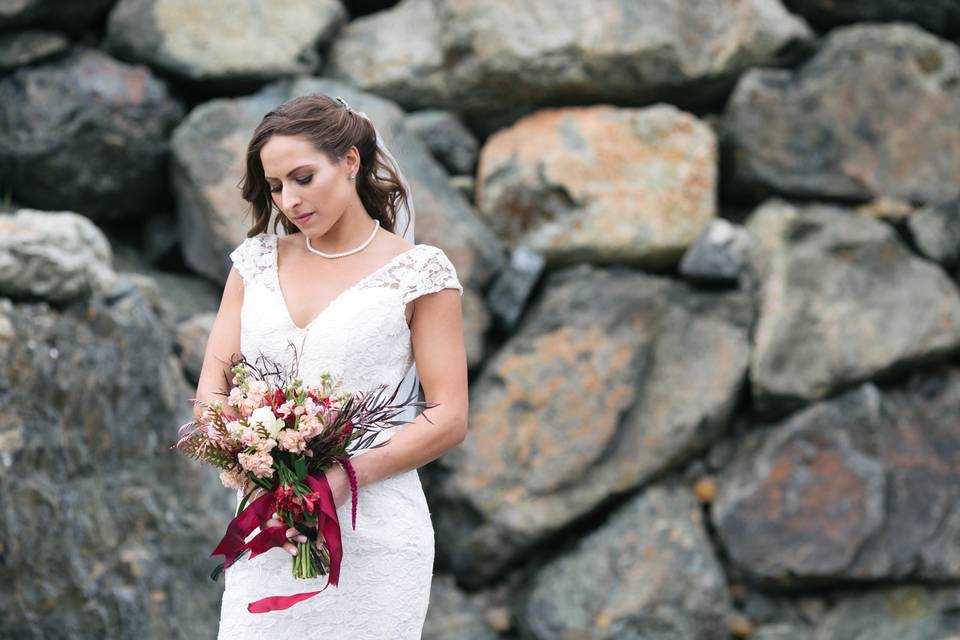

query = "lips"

[292,212,314,224]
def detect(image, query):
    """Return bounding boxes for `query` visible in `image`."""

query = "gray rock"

[175,311,215,384]
[406,109,479,175]
[476,104,718,268]
[436,264,752,585]
[422,575,499,640]
[172,77,503,286]
[0,208,116,304]
[907,198,960,271]
[746,199,960,413]
[0,292,233,639]
[485,244,545,331]
[105,0,347,86]
[784,0,960,37]
[714,370,960,584]
[0,29,68,71]
[753,624,814,640]
[0,47,184,221]
[0,0,114,31]
[461,286,489,371]
[524,484,732,640]
[814,585,960,640]
[679,218,752,286]
[449,174,475,203]
[723,23,960,205]
[328,0,811,122]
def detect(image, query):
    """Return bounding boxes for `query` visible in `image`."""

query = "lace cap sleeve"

[402,245,464,305]
[228,234,276,289]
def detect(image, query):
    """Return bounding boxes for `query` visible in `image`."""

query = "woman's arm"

[331,286,468,500]
[193,267,244,420]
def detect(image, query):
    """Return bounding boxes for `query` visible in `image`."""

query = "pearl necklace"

[305,219,380,258]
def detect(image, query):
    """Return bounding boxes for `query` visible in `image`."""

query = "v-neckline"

[272,235,418,332]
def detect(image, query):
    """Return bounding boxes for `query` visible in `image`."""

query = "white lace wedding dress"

[216,233,462,639]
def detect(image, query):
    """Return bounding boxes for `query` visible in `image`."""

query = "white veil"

[349,101,423,422]
[274,94,422,421]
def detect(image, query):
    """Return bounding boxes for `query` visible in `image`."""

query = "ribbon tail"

[211,489,277,569]
[247,588,327,614]
[305,473,343,587]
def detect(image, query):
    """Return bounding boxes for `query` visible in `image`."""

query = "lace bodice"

[229,233,462,399]
[217,233,461,639]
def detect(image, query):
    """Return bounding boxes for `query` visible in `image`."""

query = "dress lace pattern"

[217,234,462,639]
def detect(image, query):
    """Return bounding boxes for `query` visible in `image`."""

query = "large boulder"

[435,264,751,585]
[476,104,717,268]
[0,0,114,31]
[0,29,68,71]
[784,0,960,38]
[0,291,233,638]
[328,0,811,124]
[523,484,733,640]
[746,199,960,414]
[0,47,184,221]
[723,23,960,205]
[714,369,960,585]
[105,0,347,87]
[0,209,116,304]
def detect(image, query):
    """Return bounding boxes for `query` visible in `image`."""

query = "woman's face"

[260,134,357,234]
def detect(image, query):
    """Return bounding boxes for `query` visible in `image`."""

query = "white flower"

[249,406,284,438]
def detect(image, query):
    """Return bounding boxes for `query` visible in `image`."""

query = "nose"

[281,184,302,214]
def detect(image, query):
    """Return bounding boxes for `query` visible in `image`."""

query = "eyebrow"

[264,164,314,180]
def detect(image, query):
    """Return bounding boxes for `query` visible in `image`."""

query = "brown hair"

[239,93,409,238]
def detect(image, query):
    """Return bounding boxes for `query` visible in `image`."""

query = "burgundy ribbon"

[211,473,345,614]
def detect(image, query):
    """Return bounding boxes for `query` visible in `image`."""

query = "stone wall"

[2,1,959,638]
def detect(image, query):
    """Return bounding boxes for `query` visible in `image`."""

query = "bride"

[192,93,468,638]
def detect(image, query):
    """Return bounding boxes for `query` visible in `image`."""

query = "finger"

[283,542,298,556]
[284,527,308,543]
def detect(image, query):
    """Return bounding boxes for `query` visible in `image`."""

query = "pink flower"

[255,437,277,454]
[238,451,274,479]
[247,380,269,403]
[277,428,307,453]
[277,400,296,419]
[227,387,244,408]
[219,467,247,490]
[239,427,256,446]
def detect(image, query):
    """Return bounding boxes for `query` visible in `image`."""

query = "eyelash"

[269,175,312,193]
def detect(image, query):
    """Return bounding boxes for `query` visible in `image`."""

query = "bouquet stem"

[293,541,319,579]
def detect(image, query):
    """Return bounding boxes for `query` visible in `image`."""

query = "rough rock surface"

[714,370,960,584]
[476,104,717,268]
[746,199,960,413]
[0,292,234,639]
[435,264,751,584]
[524,484,733,640]
[0,47,183,221]
[105,0,347,85]
[723,24,960,205]
[329,0,811,122]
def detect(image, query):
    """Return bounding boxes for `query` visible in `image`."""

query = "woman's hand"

[253,464,353,557]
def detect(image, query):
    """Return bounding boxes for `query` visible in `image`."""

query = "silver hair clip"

[335,96,351,111]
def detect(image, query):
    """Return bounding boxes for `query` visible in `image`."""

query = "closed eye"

[269,175,313,193]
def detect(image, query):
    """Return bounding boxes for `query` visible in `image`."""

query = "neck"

[305,205,376,254]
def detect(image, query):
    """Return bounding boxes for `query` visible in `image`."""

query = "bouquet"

[174,345,429,613]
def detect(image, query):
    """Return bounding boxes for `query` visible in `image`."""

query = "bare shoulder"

[379,227,414,257]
